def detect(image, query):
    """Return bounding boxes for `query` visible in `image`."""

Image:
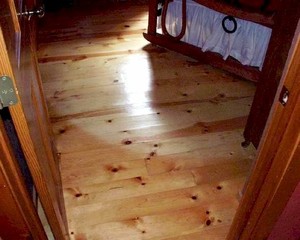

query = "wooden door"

[0,0,68,239]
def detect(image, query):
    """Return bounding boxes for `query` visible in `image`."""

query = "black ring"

[222,16,237,34]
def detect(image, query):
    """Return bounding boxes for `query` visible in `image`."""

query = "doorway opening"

[38,1,257,238]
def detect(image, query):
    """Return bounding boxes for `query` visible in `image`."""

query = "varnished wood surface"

[0,119,47,239]
[144,0,271,83]
[38,2,256,239]
[0,165,30,239]
[143,33,261,82]
[0,120,31,240]
[192,0,275,27]
[0,0,68,238]
[228,24,300,240]
[243,0,300,147]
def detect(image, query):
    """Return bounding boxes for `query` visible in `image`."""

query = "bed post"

[147,0,159,35]
[243,0,300,148]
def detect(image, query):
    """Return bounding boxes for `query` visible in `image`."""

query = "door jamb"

[0,27,68,239]
[227,20,300,240]
[0,119,47,239]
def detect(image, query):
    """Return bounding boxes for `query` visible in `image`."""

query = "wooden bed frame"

[143,0,300,148]
[143,0,277,82]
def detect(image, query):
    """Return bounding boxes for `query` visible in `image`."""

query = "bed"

[143,0,300,148]
[143,0,280,82]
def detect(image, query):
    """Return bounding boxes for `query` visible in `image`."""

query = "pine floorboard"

[38,1,256,239]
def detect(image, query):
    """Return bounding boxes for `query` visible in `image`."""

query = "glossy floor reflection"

[38,2,256,239]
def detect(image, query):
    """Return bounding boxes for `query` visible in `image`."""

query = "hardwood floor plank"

[69,207,233,240]
[62,158,148,188]
[59,131,254,174]
[145,140,254,176]
[38,4,148,43]
[152,224,231,240]
[63,157,251,209]
[64,170,196,207]
[38,34,149,62]
[66,177,244,227]
[39,49,239,85]
[53,113,251,154]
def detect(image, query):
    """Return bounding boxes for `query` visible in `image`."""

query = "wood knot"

[132,216,140,221]
[59,128,66,134]
[75,193,83,198]
[123,139,132,145]
[149,151,156,157]
[216,185,223,190]
[205,219,212,226]
[203,126,209,133]
[72,55,87,62]
[106,165,125,173]
[191,195,198,200]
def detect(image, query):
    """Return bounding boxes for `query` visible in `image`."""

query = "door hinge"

[0,76,18,109]
[279,85,289,106]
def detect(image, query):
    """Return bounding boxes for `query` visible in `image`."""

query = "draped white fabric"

[158,0,272,70]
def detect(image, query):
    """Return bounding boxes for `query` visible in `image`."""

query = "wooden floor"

[38,1,256,239]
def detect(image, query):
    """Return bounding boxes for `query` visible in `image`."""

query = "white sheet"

[158,0,272,70]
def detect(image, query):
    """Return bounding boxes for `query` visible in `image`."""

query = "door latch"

[0,76,18,109]
[279,85,289,106]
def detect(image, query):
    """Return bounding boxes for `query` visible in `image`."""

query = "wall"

[268,182,300,240]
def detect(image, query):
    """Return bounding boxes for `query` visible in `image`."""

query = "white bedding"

[158,0,272,70]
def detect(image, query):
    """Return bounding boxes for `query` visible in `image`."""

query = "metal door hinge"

[279,85,289,106]
[0,76,18,109]
[18,5,45,21]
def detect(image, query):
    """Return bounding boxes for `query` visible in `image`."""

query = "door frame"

[0,24,68,239]
[227,21,300,239]
[1,2,299,240]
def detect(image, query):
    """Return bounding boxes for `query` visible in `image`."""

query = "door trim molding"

[227,20,300,240]
[0,118,47,239]
[0,27,69,240]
